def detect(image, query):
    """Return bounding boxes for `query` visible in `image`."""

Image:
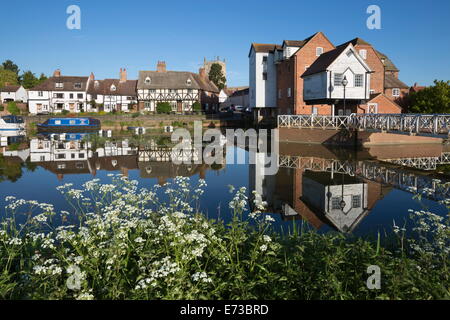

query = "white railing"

[278,155,450,200]
[278,115,353,130]
[278,114,450,136]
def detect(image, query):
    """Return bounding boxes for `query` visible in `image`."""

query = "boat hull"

[37,124,101,133]
[37,117,101,133]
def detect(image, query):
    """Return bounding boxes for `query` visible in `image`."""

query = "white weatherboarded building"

[302,43,372,114]
[0,85,28,103]
[28,70,92,115]
[248,44,280,118]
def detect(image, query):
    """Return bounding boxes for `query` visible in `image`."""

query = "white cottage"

[28,70,92,115]
[0,85,28,103]
[302,43,372,115]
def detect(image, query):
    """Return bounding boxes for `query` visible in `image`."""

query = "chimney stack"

[120,68,127,83]
[89,72,95,81]
[199,67,207,79]
[53,69,61,77]
[157,61,166,73]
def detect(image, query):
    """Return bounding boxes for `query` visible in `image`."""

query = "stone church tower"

[203,57,226,80]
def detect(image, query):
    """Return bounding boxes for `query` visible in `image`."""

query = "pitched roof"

[301,45,349,77]
[376,51,399,72]
[250,43,281,54]
[30,76,89,92]
[137,71,219,93]
[88,79,137,96]
[339,37,372,47]
[0,85,21,92]
[384,74,409,89]
[283,40,307,47]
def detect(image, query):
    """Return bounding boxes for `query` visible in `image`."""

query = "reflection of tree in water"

[0,155,23,182]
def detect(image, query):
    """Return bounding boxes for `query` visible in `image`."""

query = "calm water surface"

[1,131,449,237]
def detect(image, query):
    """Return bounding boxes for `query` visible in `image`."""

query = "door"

[177,101,182,113]
[37,104,42,113]
[69,103,75,112]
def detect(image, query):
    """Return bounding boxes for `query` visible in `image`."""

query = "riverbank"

[23,113,249,132]
[0,176,448,300]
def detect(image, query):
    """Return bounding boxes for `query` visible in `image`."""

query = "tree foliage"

[0,69,19,89]
[409,80,450,113]
[2,60,19,75]
[156,102,172,114]
[208,63,226,90]
[192,101,201,112]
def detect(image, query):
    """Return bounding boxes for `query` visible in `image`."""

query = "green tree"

[410,80,450,113]
[0,69,19,88]
[156,102,172,114]
[7,102,20,115]
[20,70,39,89]
[2,60,19,75]
[38,73,48,84]
[192,101,202,113]
[208,63,226,90]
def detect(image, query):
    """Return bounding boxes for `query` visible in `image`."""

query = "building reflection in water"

[24,133,226,182]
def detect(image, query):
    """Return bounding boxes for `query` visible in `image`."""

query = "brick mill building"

[249,32,409,118]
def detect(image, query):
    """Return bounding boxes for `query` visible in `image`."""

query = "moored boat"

[37,117,101,133]
[0,115,25,132]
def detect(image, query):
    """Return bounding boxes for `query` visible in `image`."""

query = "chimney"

[120,68,127,83]
[157,61,166,73]
[53,69,61,77]
[199,67,207,79]
[89,72,95,81]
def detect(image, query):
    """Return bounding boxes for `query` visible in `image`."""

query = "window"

[316,47,323,56]
[56,154,66,159]
[70,93,74,99]
[287,88,291,97]
[355,74,364,87]
[57,163,66,169]
[332,197,342,210]
[392,88,401,97]
[74,83,82,89]
[79,153,85,159]
[55,82,63,89]
[110,85,116,91]
[359,49,367,59]
[186,79,192,86]
[54,93,64,99]
[262,56,268,63]
[145,77,151,84]
[78,93,83,99]
[352,195,361,208]
[56,104,64,109]
[71,154,76,159]
[38,91,43,97]
[262,72,267,80]
[346,50,353,57]
[334,73,344,86]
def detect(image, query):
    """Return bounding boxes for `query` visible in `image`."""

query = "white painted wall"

[0,86,28,103]
[249,48,277,109]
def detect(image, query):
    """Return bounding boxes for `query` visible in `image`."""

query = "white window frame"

[316,47,323,56]
[55,82,63,89]
[287,88,291,98]
[392,88,401,97]
[359,49,367,60]
[334,73,344,87]
[354,74,364,87]
[367,103,378,114]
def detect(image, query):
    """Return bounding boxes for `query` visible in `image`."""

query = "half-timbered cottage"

[137,61,219,113]
[87,69,138,112]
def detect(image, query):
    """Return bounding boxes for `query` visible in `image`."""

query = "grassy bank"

[0,176,448,300]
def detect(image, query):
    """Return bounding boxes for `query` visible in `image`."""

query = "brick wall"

[354,45,385,94]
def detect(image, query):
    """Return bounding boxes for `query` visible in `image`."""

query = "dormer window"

[55,82,63,89]
[346,50,353,57]
[145,77,151,84]
[110,84,116,91]
[74,83,82,89]
[316,47,323,56]
[94,81,99,87]
[186,79,192,86]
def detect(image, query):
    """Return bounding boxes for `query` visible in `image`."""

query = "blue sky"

[1,0,449,87]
